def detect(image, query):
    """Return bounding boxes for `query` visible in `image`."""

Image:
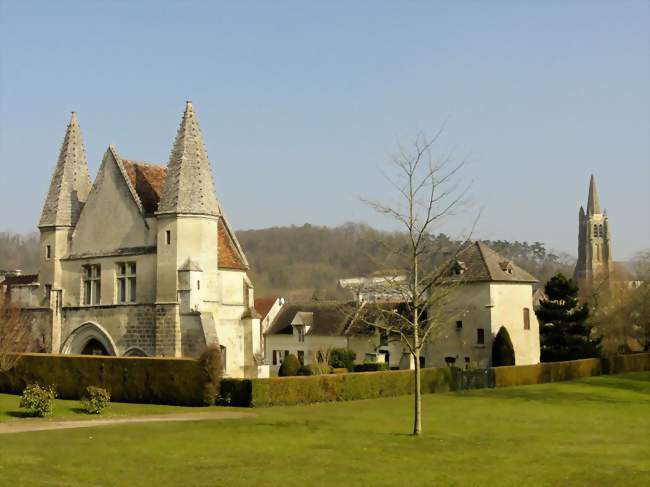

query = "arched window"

[593,224,598,235]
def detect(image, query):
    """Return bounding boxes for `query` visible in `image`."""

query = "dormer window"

[452,261,467,276]
[499,261,514,275]
[297,326,305,343]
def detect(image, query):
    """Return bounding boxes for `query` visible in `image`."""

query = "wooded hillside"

[0,224,574,299]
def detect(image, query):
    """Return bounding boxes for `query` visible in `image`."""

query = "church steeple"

[586,174,600,215]
[574,174,613,290]
[39,112,92,227]
[158,101,220,216]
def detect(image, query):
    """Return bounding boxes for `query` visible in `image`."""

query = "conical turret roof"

[158,101,220,216]
[587,174,600,215]
[39,112,92,227]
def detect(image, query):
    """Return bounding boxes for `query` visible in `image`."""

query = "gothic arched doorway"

[81,338,110,356]
[61,322,117,356]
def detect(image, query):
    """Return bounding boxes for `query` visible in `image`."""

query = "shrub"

[199,345,224,405]
[297,365,313,376]
[81,386,111,414]
[19,383,57,417]
[492,326,515,366]
[278,353,300,377]
[329,348,356,371]
[354,362,389,372]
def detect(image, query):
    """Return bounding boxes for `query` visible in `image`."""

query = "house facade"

[6,103,265,378]
[265,241,541,372]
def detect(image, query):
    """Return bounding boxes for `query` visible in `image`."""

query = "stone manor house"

[6,102,265,378]
[264,242,541,372]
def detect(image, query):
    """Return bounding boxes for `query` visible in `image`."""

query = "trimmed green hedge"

[602,352,650,375]
[0,353,205,406]
[354,363,389,372]
[493,358,602,388]
[222,367,455,407]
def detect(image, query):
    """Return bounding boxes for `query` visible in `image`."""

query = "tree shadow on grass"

[5,410,32,418]
[477,375,650,405]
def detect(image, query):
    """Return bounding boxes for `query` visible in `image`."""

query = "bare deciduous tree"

[360,130,474,436]
[0,295,34,381]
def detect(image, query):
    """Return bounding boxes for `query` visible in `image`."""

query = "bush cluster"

[354,363,389,372]
[278,353,300,377]
[328,348,356,371]
[199,345,224,406]
[81,386,111,414]
[19,384,57,417]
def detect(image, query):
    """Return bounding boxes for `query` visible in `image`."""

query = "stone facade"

[265,242,541,373]
[8,103,265,378]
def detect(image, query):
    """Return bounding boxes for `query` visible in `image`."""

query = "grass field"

[0,372,648,486]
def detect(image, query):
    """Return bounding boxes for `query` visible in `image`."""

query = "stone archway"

[61,322,118,356]
[123,347,148,357]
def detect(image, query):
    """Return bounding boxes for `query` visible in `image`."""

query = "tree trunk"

[413,351,422,436]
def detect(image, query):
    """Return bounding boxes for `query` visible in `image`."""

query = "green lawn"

[1,372,649,486]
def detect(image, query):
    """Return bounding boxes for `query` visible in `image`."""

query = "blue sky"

[0,0,648,259]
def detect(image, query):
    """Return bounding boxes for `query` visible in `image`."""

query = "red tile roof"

[121,160,167,215]
[254,297,279,320]
[218,223,247,270]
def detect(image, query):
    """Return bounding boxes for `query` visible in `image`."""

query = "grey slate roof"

[157,101,221,216]
[265,301,357,336]
[39,112,92,227]
[448,241,539,283]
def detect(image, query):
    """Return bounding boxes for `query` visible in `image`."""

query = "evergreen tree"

[492,326,515,366]
[536,273,600,362]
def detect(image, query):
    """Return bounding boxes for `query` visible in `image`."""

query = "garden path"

[0,410,255,434]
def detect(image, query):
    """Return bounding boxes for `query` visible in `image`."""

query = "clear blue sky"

[1,0,648,259]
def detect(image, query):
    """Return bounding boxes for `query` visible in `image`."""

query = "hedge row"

[602,353,650,375]
[221,367,455,407]
[493,358,602,388]
[0,353,205,406]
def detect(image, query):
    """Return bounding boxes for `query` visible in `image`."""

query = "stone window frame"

[476,328,485,345]
[523,308,531,330]
[82,264,101,305]
[116,261,137,303]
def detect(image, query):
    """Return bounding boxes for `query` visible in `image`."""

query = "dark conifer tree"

[536,273,600,362]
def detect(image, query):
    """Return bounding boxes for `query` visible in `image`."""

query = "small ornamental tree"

[328,348,356,371]
[278,353,300,377]
[0,296,34,382]
[536,273,600,362]
[199,344,223,405]
[491,326,515,366]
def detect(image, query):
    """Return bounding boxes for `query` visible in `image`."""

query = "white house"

[265,241,541,371]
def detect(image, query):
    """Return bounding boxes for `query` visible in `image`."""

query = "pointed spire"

[158,101,220,216]
[39,111,92,227]
[586,174,600,215]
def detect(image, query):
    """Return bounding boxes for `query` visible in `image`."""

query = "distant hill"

[0,224,575,299]
[237,222,575,299]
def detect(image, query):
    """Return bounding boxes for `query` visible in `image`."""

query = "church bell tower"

[574,175,613,290]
